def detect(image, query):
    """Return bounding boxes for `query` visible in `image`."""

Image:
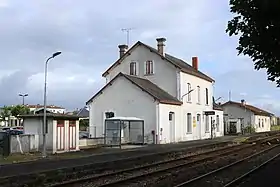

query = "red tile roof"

[221,101,273,116]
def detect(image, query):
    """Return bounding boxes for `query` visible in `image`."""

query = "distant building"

[222,100,273,133]
[25,104,66,114]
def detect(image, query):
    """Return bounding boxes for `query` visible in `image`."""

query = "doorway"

[196,114,201,139]
[169,112,175,143]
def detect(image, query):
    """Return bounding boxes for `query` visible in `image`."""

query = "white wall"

[213,110,224,137]
[89,76,157,144]
[23,118,53,150]
[222,105,254,127]
[158,103,181,143]
[254,115,271,132]
[179,72,214,140]
[105,45,178,97]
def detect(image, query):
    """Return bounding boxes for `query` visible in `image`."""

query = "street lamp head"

[52,51,61,58]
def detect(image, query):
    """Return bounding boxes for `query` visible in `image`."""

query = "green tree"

[79,119,89,131]
[0,106,12,122]
[10,105,30,117]
[226,0,280,86]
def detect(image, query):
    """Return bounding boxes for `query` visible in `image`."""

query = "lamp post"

[19,93,28,105]
[42,51,61,158]
[181,89,194,101]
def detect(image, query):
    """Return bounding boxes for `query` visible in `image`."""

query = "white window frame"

[216,115,220,132]
[205,88,209,105]
[129,62,137,75]
[197,86,200,104]
[187,83,191,102]
[187,113,192,133]
[205,115,210,132]
[145,60,154,75]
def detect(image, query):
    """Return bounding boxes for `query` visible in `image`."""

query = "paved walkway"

[0,135,241,177]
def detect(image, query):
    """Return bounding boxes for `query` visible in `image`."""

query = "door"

[69,120,77,150]
[169,112,175,143]
[196,114,201,139]
[56,120,65,151]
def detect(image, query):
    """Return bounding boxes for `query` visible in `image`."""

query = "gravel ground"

[235,152,280,187]
[127,144,274,187]
[0,142,233,187]
[53,136,280,187]
[77,144,245,187]
[182,144,280,187]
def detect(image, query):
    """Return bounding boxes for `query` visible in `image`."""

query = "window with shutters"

[145,60,154,75]
[129,62,137,75]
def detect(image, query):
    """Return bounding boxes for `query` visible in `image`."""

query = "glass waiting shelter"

[104,117,144,147]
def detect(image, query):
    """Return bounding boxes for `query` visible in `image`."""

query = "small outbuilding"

[21,113,80,153]
[104,117,144,147]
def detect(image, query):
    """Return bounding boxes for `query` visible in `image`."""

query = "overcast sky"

[0,0,279,115]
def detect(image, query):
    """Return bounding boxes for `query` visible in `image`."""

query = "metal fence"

[104,119,144,147]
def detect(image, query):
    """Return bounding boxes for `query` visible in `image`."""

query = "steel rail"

[223,151,280,187]
[51,136,279,187]
[174,144,280,187]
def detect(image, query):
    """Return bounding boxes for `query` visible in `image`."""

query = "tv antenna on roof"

[121,28,135,47]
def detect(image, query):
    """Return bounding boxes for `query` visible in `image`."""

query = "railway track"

[223,150,280,187]
[173,144,280,187]
[50,135,280,187]
[0,140,235,187]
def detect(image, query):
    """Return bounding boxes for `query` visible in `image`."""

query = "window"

[130,62,137,75]
[197,114,201,122]
[216,115,220,132]
[105,112,114,119]
[145,60,154,75]
[262,119,264,128]
[205,88,209,105]
[205,115,209,132]
[258,119,261,128]
[187,83,191,102]
[197,86,200,104]
[169,112,173,121]
[187,113,192,133]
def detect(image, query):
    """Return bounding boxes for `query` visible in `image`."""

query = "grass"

[0,147,105,165]
[271,125,280,131]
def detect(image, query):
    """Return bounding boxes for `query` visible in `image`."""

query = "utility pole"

[121,28,134,46]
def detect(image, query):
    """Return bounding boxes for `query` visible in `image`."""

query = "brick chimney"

[156,37,166,56]
[192,57,198,70]
[118,44,128,58]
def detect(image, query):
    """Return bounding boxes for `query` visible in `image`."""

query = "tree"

[10,105,30,117]
[79,119,89,131]
[0,106,12,122]
[226,0,280,86]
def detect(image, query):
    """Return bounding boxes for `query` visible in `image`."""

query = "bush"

[243,126,255,134]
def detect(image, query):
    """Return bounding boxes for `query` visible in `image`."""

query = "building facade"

[87,38,224,144]
[222,101,272,133]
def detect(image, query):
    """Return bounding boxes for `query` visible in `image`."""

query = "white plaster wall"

[214,110,224,137]
[254,115,271,132]
[23,118,53,150]
[105,45,178,97]
[158,103,181,143]
[179,72,214,140]
[89,76,157,144]
[222,105,254,127]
